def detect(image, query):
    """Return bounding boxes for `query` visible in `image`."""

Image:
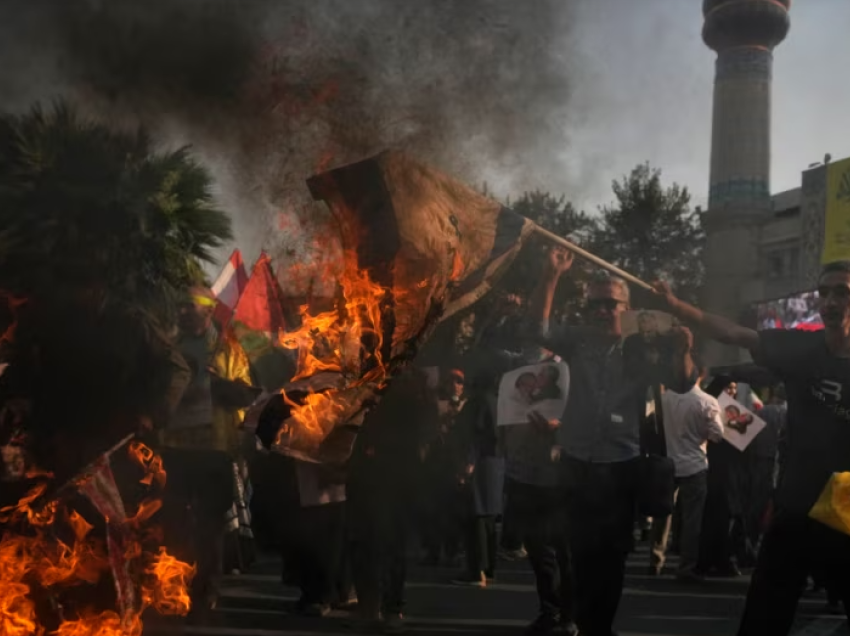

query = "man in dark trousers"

[347,367,437,634]
[655,260,850,635]
[525,247,693,636]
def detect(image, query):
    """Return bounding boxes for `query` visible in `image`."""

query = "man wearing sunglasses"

[525,247,692,636]
[654,260,850,636]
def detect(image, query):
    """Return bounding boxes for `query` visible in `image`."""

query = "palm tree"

[0,101,235,484]
[0,100,233,320]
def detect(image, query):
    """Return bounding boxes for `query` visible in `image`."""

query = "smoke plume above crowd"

[0,0,577,279]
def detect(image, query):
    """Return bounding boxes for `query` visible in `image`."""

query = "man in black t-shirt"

[655,260,850,636]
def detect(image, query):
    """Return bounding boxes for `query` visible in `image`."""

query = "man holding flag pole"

[522,243,695,636]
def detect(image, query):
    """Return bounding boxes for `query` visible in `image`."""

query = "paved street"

[147,548,849,636]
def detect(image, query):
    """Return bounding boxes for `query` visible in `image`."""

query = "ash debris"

[0,0,576,278]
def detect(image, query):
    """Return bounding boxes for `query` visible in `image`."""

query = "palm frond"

[0,99,233,321]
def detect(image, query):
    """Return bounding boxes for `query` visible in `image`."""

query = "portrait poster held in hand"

[496,361,570,427]
[717,391,766,452]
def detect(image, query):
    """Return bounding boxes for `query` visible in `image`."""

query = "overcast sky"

[559,1,850,213]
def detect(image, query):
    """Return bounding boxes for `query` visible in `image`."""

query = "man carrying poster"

[654,260,850,636]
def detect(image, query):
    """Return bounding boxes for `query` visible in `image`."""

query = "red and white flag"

[232,252,289,336]
[211,249,249,326]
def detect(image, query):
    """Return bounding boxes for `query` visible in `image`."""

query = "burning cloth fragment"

[0,436,194,635]
[264,151,534,463]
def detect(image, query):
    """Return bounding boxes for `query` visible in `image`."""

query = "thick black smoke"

[0,0,576,281]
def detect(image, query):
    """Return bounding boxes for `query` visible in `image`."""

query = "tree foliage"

[495,190,599,323]
[500,191,596,288]
[509,190,596,243]
[589,163,705,302]
[0,101,233,320]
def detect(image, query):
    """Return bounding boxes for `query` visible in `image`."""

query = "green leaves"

[590,163,705,303]
[0,100,232,319]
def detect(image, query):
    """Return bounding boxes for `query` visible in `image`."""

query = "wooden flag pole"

[531,224,654,292]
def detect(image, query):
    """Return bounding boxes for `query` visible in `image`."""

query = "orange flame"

[127,441,166,488]
[280,388,353,443]
[279,251,388,381]
[0,444,193,634]
[0,483,58,527]
[142,548,196,616]
[0,580,38,636]
[54,611,141,636]
[67,510,93,541]
[275,249,392,448]
[126,498,163,527]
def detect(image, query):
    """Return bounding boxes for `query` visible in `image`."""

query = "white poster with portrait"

[497,361,569,427]
[718,392,766,452]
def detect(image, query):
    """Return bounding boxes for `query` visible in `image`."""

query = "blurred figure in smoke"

[347,367,437,634]
[451,366,505,590]
[159,286,260,622]
[418,369,468,568]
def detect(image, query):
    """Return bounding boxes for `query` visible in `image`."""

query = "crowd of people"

[755,292,822,330]
[8,250,849,636]
[166,252,850,636]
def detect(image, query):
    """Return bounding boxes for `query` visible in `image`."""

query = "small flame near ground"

[0,442,194,635]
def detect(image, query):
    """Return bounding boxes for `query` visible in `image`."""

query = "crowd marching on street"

[108,243,850,636]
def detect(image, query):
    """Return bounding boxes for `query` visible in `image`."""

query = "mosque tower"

[702,0,790,366]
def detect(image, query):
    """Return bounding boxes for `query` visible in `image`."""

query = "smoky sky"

[0,0,578,275]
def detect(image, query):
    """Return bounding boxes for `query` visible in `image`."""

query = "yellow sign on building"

[822,157,850,264]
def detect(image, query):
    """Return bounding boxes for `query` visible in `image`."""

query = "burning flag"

[211,249,249,327]
[265,151,534,463]
[0,438,194,635]
[306,150,535,341]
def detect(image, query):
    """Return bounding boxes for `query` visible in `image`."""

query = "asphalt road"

[146,548,849,636]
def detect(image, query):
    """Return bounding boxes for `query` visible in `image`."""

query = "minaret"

[702,0,790,366]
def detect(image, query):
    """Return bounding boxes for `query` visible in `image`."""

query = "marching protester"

[418,369,468,568]
[697,375,742,578]
[649,364,724,581]
[452,365,505,589]
[524,246,695,636]
[501,353,577,635]
[654,260,850,635]
[347,367,437,634]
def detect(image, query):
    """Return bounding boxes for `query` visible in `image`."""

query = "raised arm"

[653,281,759,352]
[525,246,574,346]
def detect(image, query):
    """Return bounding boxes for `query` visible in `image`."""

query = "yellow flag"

[809,472,850,535]
[821,158,850,264]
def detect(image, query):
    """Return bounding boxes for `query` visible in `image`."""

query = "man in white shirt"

[650,367,725,581]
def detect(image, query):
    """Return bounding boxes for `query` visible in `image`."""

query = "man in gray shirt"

[525,247,692,636]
